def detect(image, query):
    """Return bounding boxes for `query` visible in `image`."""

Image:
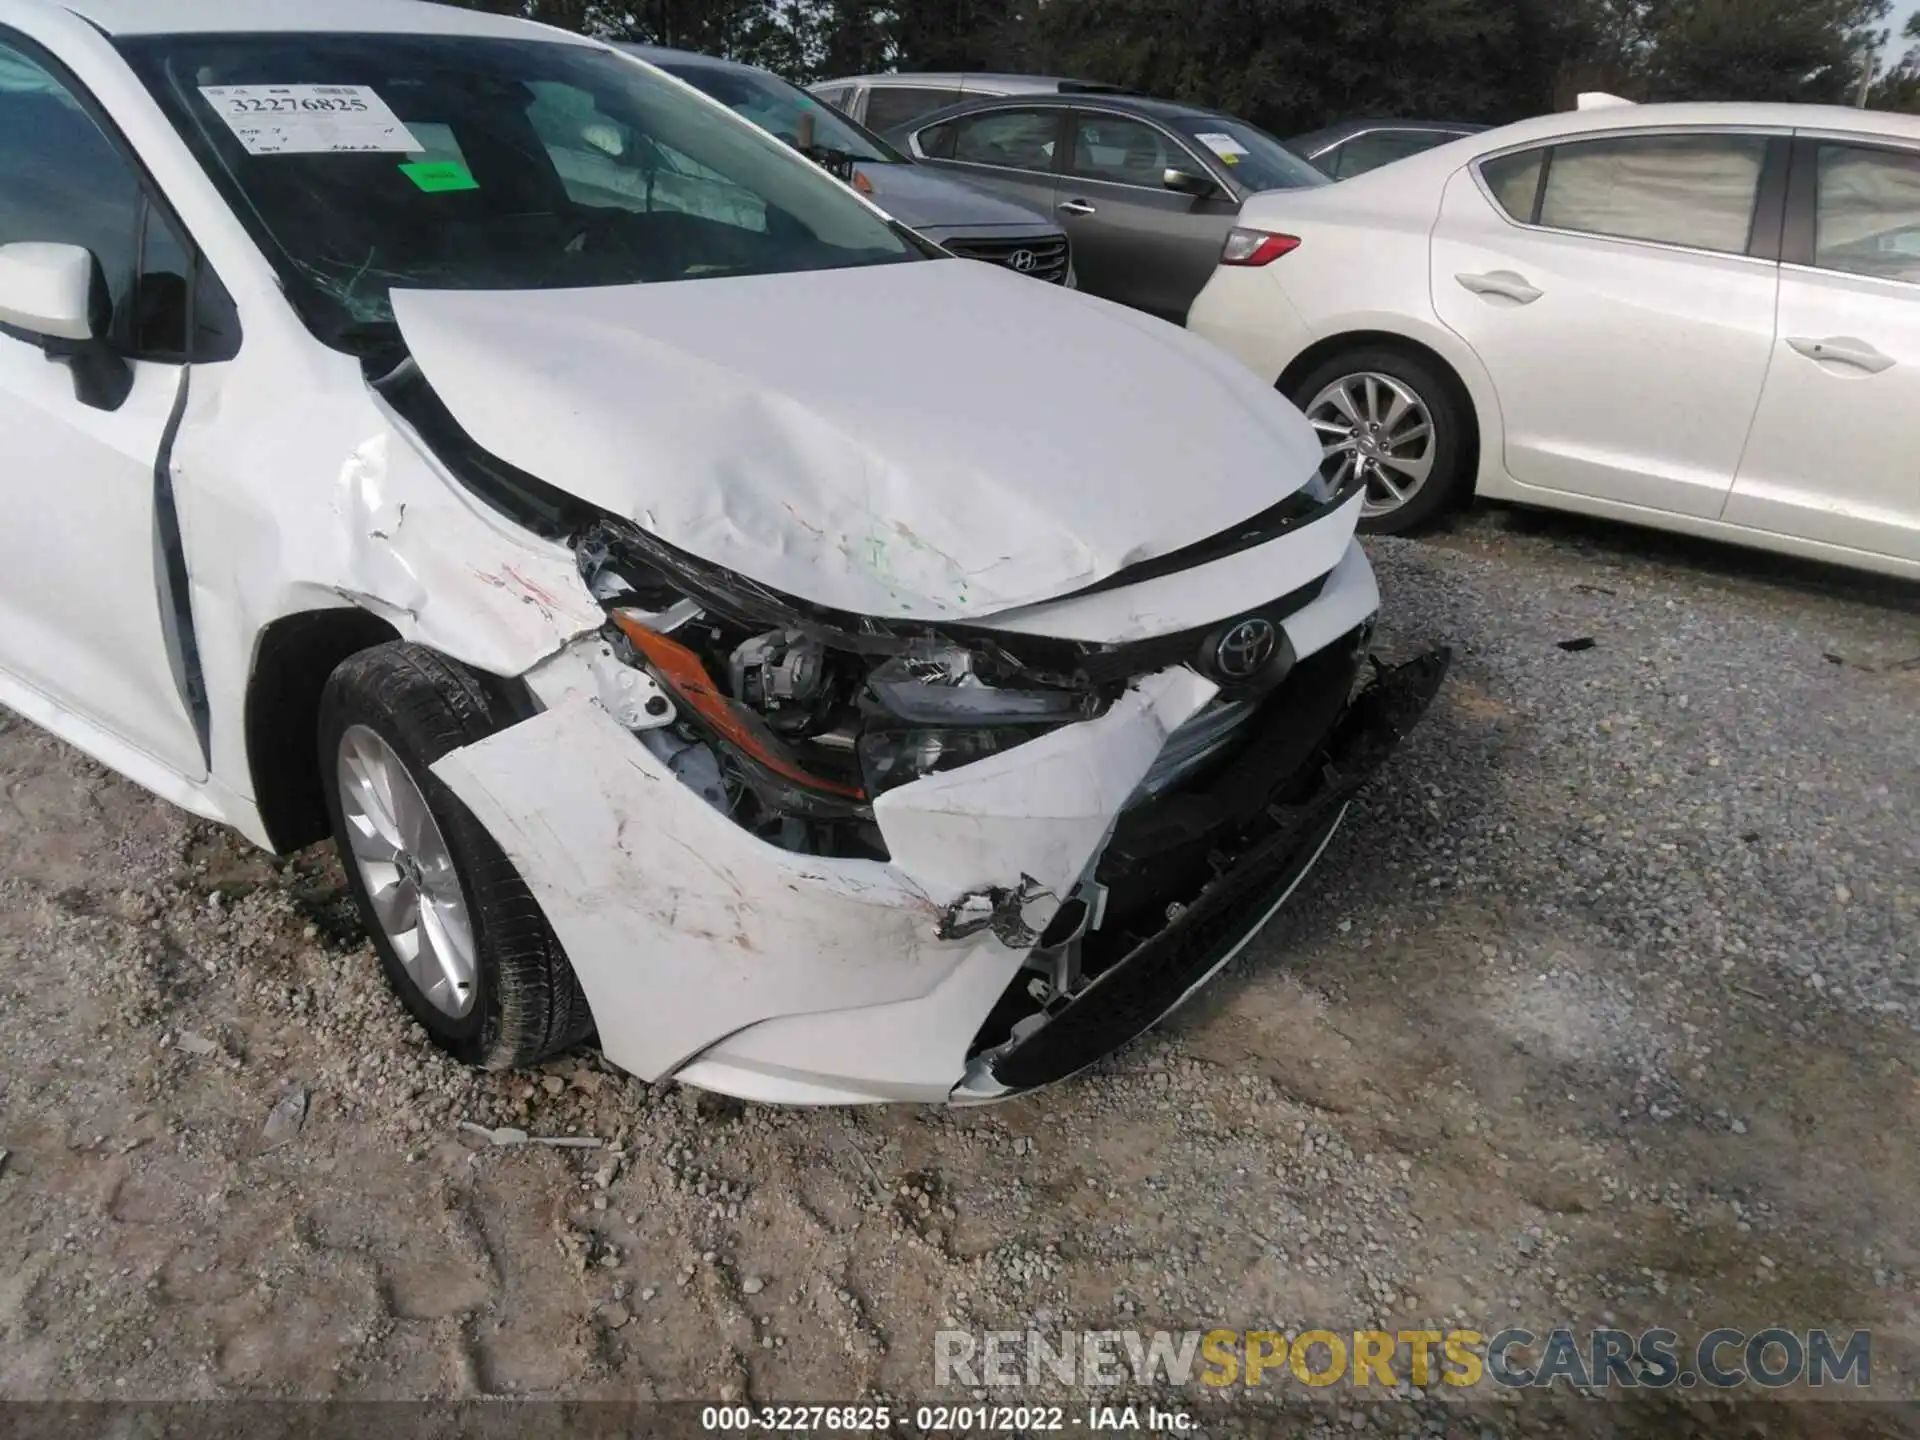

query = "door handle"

[1455,270,1543,304]
[1057,199,1096,216]
[1786,336,1895,374]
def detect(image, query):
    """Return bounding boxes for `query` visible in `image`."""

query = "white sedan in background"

[1187,100,1920,578]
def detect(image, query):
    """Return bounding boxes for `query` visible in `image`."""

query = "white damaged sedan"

[0,0,1447,1103]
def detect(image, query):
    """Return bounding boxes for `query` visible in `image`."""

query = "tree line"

[444,0,1920,134]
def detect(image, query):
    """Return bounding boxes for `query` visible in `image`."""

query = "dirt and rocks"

[0,507,1917,1435]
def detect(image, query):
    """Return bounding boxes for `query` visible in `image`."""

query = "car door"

[910,104,1065,219]
[1056,108,1239,320]
[0,35,216,779]
[1723,134,1920,562]
[1430,129,1784,519]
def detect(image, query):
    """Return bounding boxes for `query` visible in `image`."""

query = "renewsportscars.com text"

[934,1327,1871,1390]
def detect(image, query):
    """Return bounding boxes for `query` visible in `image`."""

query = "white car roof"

[1467,100,1920,148]
[39,0,571,40]
[1238,100,1920,228]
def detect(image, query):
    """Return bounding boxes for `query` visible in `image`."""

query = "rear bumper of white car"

[1186,265,1317,385]
[431,538,1447,1105]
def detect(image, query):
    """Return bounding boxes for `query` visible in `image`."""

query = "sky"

[1890,0,1920,61]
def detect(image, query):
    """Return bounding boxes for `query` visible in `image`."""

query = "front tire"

[1290,348,1468,535]
[318,643,593,1069]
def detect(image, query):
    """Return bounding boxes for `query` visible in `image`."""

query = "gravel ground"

[0,505,1917,1435]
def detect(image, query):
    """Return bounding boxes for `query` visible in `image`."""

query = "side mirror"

[0,241,98,341]
[0,241,130,412]
[1162,166,1218,197]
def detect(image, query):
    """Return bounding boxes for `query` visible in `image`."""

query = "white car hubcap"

[336,724,478,1019]
[1307,371,1437,517]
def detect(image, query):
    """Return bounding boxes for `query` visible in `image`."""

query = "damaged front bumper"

[956,645,1449,1100]
[431,602,1449,1105]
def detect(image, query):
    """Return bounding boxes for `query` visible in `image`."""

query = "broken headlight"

[855,650,1091,795]
[582,518,1106,850]
[856,726,1031,796]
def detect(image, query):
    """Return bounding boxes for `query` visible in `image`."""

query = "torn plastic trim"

[936,875,1055,947]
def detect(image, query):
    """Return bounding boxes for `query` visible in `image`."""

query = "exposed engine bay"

[573,514,1113,858]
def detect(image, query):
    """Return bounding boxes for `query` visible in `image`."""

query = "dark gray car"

[1285,118,1488,179]
[889,92,1326,322]
[623,47,1072,284]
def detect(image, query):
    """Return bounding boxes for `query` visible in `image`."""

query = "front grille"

[944,234,1071,283]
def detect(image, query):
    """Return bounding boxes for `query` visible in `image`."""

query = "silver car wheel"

[336,723,478,1019]
[1306,371,1437,518]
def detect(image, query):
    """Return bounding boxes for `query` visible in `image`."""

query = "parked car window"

[862,84,961,133]
[1328,129,1453,178]
[1168,114,1327,191]
[1812,142,1920,284]
[916,119,957,159]
[0,41,144,335]
[1479,147,1545,220]
[811,84,851,109]
[657,63,902,167]
[950,108,1058,171]
[1070,113,1190,186]
[1538,133,1766,254]
[119,32,919,353]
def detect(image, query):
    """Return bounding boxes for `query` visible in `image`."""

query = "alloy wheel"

[1305,370,1437,518]
[335,723,479,1019]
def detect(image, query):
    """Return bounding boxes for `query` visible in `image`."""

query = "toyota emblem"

[1213,618,1278,680]
[1008,248,1038,273]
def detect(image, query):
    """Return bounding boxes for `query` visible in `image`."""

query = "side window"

[812,85,850,110]
[862,85,960,134]
[132,206,191,358]
[1480,147,1545,220]
[0,40,142,336]
[1069,113,1188,186]
[916,119,957,159]
[1811,142,1920,284]
[949,108,1059,171]
[1539,133,1766,253]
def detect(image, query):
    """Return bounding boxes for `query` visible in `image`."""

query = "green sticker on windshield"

[399,160,478,192]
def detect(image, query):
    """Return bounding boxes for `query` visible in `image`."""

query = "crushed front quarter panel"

[430,669,1215,1099]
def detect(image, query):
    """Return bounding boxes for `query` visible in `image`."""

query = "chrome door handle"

[1057,199,1096,216]
[1786,336,1895,374]
[1455,270,1543,304]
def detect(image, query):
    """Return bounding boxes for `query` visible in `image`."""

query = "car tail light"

[1220,228,1300,266]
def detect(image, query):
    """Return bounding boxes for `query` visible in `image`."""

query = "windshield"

[1171,116,1329,193]
[656,59,903,166]
[117,33,920,350]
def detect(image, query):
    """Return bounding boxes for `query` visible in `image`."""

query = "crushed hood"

[390,258,1322,622]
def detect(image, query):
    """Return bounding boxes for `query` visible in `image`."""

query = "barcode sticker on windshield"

[198,85,420,155]
[1195,131,1250,161]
